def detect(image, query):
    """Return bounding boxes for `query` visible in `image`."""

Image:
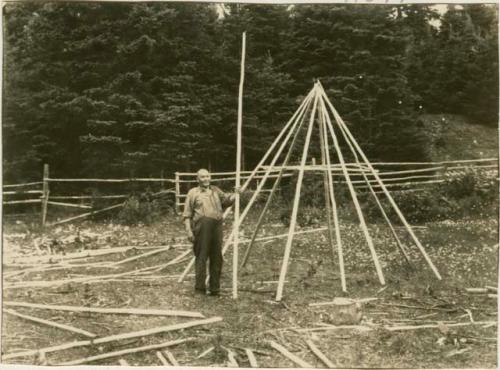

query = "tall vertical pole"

[174,172,181,215]
[41,164,49,227]
[233,32,246,299]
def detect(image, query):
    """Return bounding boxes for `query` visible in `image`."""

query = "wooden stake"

[59,338,192,366]
[41,164,49,226]
[4,308,97,338]
[3,317,219,360]
[318,82,441,280]
[276,84,319,301]
[319,99,346,292]
[305,339,335,368]
[241,90,313,268]
[4,301,204,319]
[164,350,179,366]
[245,348,259,368]
[268,340,313,368]
[156,351,170,365]
[318,92,385,286]
[178,89,316,283]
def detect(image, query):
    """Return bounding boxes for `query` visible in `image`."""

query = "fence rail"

[3,158,498,227]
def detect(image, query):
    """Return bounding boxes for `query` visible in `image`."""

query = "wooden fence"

[3,158,498,227]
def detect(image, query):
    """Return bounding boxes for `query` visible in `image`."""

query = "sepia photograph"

[1,1,498,368]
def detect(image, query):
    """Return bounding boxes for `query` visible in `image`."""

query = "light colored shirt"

[183,185,233,225]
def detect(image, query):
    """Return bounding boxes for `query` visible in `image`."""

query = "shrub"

[364,169,498,224]
[117,194,163,225]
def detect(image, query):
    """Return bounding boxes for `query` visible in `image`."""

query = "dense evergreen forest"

[3,3,498,183]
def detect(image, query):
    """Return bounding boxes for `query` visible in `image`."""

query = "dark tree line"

[3,3,498,183]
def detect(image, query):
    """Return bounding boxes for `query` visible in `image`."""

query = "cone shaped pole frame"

[179,81,441,301]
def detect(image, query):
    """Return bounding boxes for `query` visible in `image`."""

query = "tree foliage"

[3,3,498,182]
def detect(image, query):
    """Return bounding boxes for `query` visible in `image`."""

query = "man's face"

[197,170,211,187]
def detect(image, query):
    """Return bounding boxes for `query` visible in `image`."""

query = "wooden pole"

[318,92,386,286]
[164,350,180,366]
[4,308,97,338]
[156,351,170,365]
[305,339,335,368]
[245,349,259,368]
[47,202,125,227]
[59,338,192,366]
[41,163,49,226]
[318,98,336,268]
[4,301,204,319]
[241,90,312,268]
[318,99,347,292]
[2,317,220,360]
[178,88,315,283]
[175,172,181,215]
[233,32,246,299]
[276,84,319,301]
[318,83,441,280]
[268,340,313,368]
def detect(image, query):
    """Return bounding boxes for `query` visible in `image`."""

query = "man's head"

[197,168,211,188]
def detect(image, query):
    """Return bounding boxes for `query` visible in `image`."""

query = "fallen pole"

[268,340,313,368]
[305,339,335,368]
[59,338,193,366]
[48,202,125,227]
[164,350,179,366]
[4,301,204,319]
[156,351,170,365]
[245,348,259,368]
[2,317,220,360]
[110,246,172,266]
[4,308,97,338]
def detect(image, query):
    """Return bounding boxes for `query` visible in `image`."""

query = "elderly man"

[183,169,238,296]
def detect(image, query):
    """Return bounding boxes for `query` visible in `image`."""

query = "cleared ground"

[2,209,498,368]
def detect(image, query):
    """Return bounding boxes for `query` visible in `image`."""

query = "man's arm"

[182,191,194,242]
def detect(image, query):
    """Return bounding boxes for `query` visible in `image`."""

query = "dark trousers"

[193,217,223,292]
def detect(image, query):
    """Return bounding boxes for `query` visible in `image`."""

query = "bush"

[364,169,498,224]
[117,194,163,225]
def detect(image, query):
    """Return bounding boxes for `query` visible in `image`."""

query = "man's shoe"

[208,290,220,296]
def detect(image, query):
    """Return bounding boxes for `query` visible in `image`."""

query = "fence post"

[174,172,181,215]
[41,163,49,227]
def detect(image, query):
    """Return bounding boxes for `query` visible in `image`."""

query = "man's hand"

[187,229,194,243]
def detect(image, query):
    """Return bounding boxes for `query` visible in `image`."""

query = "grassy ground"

[2,207,498,368]
[420,114,498,161]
